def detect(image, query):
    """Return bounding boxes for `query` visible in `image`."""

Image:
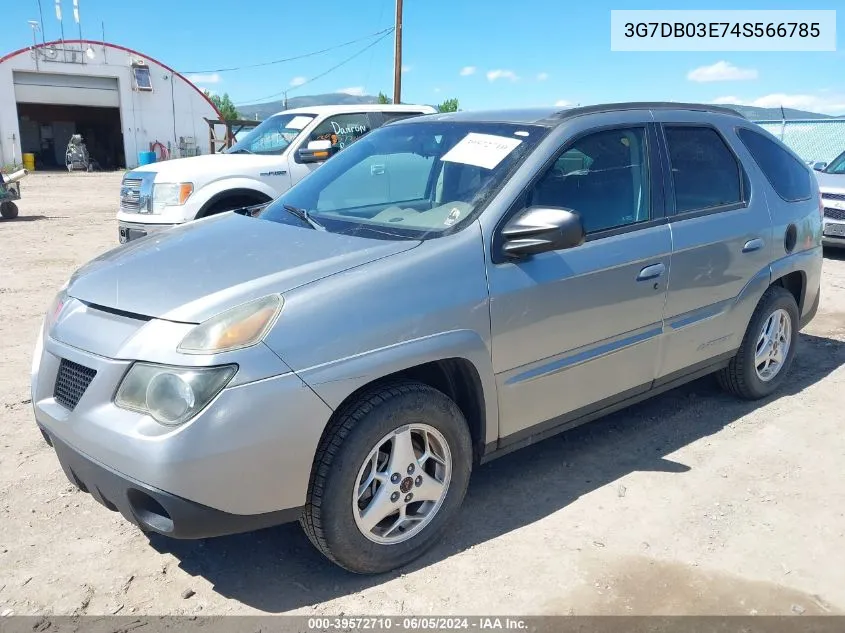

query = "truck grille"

[54,359,97,410]
[120,178,143,212]
[822,192,845,202]
[824,207,845,221]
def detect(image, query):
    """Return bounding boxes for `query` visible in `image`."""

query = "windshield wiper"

[283,204,325,231]
[227,148,253,154]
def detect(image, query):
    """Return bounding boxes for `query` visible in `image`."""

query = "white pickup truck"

[116,103,436,243]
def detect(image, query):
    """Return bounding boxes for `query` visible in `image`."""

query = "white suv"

[116,104,436,243]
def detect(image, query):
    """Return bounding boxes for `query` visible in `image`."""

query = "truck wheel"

[717,286,799,400]
[301,381,472,574]
[0,201,19,219]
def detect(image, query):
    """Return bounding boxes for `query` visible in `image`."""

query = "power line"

[236,29,394,106]
[182,27,394,74]
[363,0,389,96]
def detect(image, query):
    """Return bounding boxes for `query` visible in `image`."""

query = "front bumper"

[822,215,845,249]
[32,324,335,528]
[40,428,302,538]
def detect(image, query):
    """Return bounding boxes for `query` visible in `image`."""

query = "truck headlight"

[178,295,283,354]
[152,182,193,213]
[115,363,237,426]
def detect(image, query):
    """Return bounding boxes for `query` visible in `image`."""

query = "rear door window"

[736,127,812,201]
[664,126,743,213]
[308,113,373,152]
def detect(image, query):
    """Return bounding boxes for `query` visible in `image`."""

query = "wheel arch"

[298,331,499,462]
[196,187,273,218]
[771,269,805,313]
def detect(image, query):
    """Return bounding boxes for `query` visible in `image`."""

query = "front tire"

[717,286,799,399]
[300,381,472,574]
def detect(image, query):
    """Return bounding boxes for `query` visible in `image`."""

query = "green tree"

[377,91,392,104]
[204,90,240,120]
[438,98,459,113]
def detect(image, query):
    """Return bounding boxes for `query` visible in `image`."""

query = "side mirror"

[501,206,585,258]
[296,140,336,164]
[812,162,828,172]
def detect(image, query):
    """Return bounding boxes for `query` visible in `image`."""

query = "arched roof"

[0,39,223,118]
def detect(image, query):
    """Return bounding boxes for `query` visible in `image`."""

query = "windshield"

[259,121,547,239]
[824,150,845,174]
[226,113,315,155]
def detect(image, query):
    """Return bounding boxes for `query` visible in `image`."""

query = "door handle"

[743,238,764,253]
[371,164,385,175]
[637,263,666,281]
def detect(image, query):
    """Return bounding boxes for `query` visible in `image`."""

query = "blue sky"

[3,0,844,113]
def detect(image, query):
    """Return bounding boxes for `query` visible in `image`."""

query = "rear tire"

[300,381,472,574]
[717,286,799,400]
[0,201,19,219]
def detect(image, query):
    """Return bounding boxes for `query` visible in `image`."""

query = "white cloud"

[434,87,441,93]
[290,76,307,87]
[185,73,221,85]
[402,64,412,73]
[487,69,518,82]
[459,66,476,76]
[537,72,549,81]
[712,93,845,115]
[337,86,365,96]
[554,100,572,107]
[687,61,758,82]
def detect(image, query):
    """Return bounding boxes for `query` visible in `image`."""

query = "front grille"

[822,192,845,202]
[120,178,143,212]
[54,359,97,410]
[824,207,845,221]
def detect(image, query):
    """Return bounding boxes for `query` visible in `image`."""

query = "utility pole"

[28,21,41,70]
[393,0,403,105]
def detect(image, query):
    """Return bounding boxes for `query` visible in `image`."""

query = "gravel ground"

[1,172,845,616]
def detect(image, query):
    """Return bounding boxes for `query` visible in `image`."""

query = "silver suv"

[32,103,822,574]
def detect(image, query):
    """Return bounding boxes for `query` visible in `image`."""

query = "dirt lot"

[1,172,845,616]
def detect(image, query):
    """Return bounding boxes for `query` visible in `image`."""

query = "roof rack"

[551,102,746,120]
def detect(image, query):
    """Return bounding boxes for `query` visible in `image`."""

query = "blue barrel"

[138,151,157,166]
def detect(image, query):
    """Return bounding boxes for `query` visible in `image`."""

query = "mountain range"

[236,93,841,122]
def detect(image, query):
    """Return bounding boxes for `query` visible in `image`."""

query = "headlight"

[152,182,193,212]
[114,363,237,426]
[43,287,68,338]
[178,295,283,354]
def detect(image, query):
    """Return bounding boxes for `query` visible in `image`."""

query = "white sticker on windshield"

[287,116,313,130]
[440,133,522,170]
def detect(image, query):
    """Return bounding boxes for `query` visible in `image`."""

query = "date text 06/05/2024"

[305,617,528,630]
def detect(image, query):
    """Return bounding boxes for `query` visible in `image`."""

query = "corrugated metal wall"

[754,119,845,164]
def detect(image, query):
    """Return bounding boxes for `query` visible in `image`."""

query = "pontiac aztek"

[32,103,822,574]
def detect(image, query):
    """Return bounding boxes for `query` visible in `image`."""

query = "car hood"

[131,153,287,180]
[67,213,419,323]
[815,170,845,194]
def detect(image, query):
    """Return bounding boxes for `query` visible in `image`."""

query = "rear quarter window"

[736,127,812,202]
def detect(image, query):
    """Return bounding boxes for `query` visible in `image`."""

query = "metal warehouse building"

[0,39,221,170]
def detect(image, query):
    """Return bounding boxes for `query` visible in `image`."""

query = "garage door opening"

[16,103,125,170]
